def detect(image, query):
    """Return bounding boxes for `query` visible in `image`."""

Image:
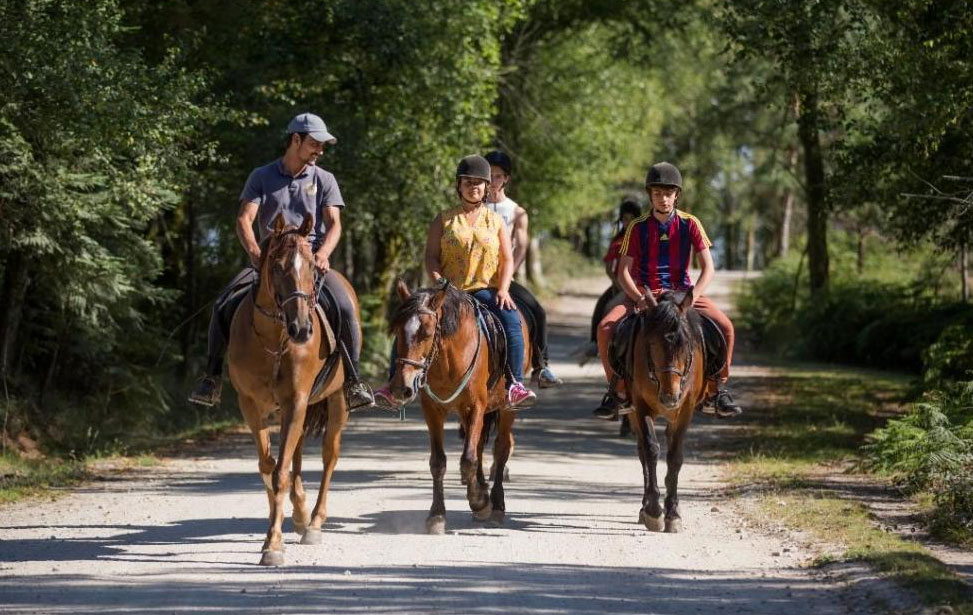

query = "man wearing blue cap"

[189,113,374,409]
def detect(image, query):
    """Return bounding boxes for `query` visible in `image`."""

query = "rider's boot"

[593,377,632,420]
[701,387,743,418]
[189,375,222,407]
[372,384,400,410]
[346,380,375,411]
[531,366,563,389]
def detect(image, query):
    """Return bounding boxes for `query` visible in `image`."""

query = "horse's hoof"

[300,528,323,545]
[472,503,493,521]
[664,518,683,533]
[640,510,665,531]
[426,515,446,535]
[259,549,285,566]
[488,509,505,526]
[293,522,308,536]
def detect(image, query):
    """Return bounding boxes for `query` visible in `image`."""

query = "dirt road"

[0,273,894,614]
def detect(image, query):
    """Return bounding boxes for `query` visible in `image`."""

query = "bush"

[866,382,973,540]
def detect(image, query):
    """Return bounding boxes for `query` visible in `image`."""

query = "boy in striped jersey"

[595,162,742,419]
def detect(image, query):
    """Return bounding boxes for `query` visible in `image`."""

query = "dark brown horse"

[227,213,356,565]
[387,281,530,534]
[626,290,706,533]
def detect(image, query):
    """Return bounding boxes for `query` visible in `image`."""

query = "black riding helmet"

[484,150,513,175]
[645,162,683,189]
[456,155,492,182]
[618,199,642,221]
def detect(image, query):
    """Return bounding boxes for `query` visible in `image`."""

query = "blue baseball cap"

[286,113,337,144]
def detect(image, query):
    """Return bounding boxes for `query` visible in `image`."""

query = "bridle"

[395,290,481,405]
[644,330,695,402]
[252,229,319,326]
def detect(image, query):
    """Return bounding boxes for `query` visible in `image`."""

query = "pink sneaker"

[373,385,400,410]
[507,381,536,409]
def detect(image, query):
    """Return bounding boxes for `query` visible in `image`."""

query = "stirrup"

[188,376,221,407]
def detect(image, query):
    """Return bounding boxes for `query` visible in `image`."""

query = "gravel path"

[0,272,897,614]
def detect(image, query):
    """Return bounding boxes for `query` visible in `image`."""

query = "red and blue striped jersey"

[619,210,712,292]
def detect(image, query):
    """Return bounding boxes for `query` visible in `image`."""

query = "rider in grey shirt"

[189,113,374,410]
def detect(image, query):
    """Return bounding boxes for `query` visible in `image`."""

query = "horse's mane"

[644,291,701,354]
[389,284,472,337]
[258,227,311,270]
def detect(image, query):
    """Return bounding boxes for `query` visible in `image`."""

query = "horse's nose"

[660,392,679,408]
[287,322,300,339]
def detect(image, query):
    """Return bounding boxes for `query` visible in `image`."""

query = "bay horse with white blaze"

[625,290,706,533]
[387,281,530,534]
[227,212,355,566]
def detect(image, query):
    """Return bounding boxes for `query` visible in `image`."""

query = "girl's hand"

[496,289,516,310]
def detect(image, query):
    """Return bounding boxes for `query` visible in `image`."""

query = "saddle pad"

[469,297,508,391]
[309,303,341,401]
[698,313,727,379]
[609,312,640,381]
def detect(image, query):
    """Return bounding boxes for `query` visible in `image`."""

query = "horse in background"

[386,280,530,534]
[624,290,707,533]
[227,213,356,565]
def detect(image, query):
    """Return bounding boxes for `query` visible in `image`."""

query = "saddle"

[468,296,509,391]
[608,309,727,382]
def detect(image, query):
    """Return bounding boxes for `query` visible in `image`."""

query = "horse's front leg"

[303,393,349,544]
[290,432,309,537]
[488,408,516,526]
[663,418,690,533]
[422,399,448,534]
[462,405,491,520]
[632,404,664,531]
[240,395,276,520]
[260,393,308,566]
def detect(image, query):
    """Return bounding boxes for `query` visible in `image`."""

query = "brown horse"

[626,290,706,533]
[227,212,356,566]
[387,281,530,534]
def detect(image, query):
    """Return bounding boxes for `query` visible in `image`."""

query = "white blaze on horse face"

[404,315,421,346]
[293,251,303,277]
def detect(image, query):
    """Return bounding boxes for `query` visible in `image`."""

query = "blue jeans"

[387,287,526,385]
[470,288,525,384]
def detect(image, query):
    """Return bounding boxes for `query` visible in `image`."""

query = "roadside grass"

[726,358,972,613]
[760,494,973,615]
[0,453,87,504]
[0,417,241,506]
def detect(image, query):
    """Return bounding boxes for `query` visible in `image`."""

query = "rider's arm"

[617,256,655,311]
[692,247,715,302]
[314,206,341,273]
[497,226,514,294]
[236,200,261,268]
[424,214,445,283]
[511,206,529,272]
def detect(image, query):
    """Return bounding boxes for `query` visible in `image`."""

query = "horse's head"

[387,279,466,404]
[260,213,316,343]
[641,290,699,409]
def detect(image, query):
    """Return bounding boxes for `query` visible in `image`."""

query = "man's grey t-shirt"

[240,159,345,250]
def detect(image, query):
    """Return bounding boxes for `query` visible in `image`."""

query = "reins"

[396,290,482,405]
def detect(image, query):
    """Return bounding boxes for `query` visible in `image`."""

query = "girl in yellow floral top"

[374,155,535,409]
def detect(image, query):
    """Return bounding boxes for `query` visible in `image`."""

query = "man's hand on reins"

[314,250,330,274]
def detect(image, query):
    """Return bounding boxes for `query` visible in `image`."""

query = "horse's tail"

[303,400,329,438]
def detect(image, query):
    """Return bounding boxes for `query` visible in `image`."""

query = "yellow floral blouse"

[439,205,503,291]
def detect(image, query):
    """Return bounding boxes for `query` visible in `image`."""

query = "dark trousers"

[508,280,548,371]
[204,267,361,380]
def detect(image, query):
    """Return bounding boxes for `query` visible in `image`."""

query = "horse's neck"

[250,273,282,337]
[431,309,478,374]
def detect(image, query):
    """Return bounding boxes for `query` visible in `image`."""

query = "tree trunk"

[745,220,756,272]
[0,250,29,379]
[777,145,797,258]
[526,236,545,287]
[962,243,969,303]
[856,227,865,275]
[723,186,736,270]
[797,87,829,295]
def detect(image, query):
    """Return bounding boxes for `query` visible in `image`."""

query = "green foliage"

[866,382,973,539]
[737,231,966,371]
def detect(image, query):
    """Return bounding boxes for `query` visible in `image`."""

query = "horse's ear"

[273,212,286,233]
[679,288,695,313]
[395,278,411,301]
[298,212,313,237]
[428,287,448,312]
